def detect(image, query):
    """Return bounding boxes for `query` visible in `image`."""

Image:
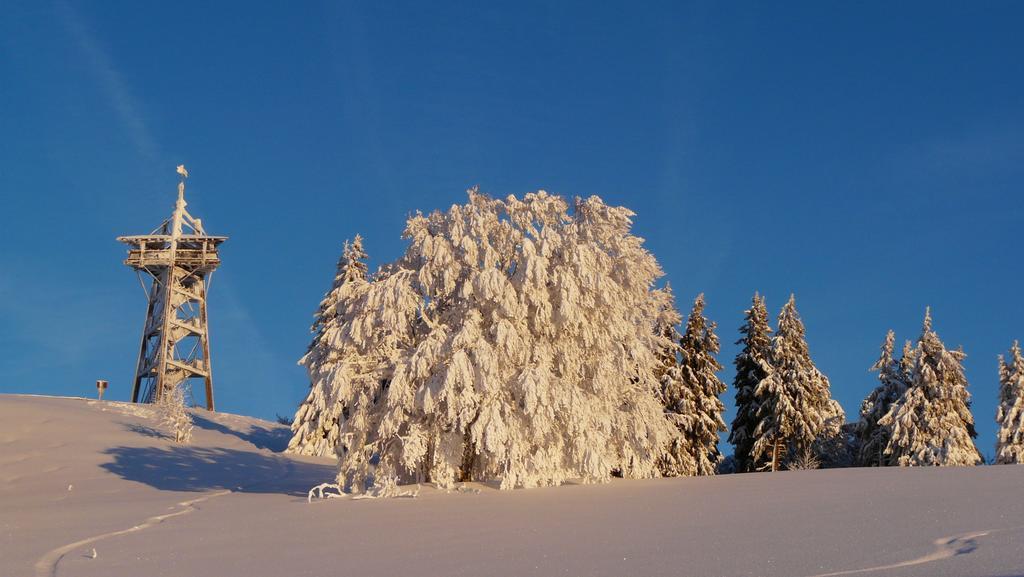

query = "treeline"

[730,301,1024,471]
[287,190,1024,496]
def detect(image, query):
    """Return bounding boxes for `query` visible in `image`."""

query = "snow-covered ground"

[2,394,1022,577]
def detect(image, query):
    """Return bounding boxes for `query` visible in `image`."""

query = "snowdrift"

[2,394,1022,577]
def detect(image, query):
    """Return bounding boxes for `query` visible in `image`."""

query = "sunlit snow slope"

[2,394,1023,577]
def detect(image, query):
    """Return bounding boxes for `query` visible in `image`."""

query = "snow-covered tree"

[663,294,726,476]
[287,236,373,457]
[880,308,982,467]
[157,385,193,444]
[650,285,682,384]
[326,190,681,494]
[856,330,909,466]
[728,293,772,473]
[995,341,1024,464]
[899,339,916,381]
[651,285,696,477]
[311,236,369,349]
[751,295,845,471]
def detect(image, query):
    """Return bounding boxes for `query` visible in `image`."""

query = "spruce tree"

[856,330,909,466]
[652,285,683,385]
[653,286,697,477]
[880,308,982,466]
[309,235,368,351]
[995,341,1024,464]
[663,294,727,476]
[751,295,845,471]
[728,293,772,473]
[899,339,916,379]
[287,236,371,456]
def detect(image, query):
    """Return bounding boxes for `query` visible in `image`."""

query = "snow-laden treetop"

[299,189,683,493]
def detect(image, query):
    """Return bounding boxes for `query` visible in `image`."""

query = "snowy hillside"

[2,395,1023,577]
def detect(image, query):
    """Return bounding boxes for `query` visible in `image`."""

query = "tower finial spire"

[176,164,188,204]
[172,165,189,238]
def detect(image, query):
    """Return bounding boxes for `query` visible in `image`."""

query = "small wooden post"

[96,380,109,400]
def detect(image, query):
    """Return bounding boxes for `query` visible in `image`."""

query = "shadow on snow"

[100,444,336,496]
[122,422,168,440]
[190,413,292,452]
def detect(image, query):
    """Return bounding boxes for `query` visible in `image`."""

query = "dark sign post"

[96,380,108,401]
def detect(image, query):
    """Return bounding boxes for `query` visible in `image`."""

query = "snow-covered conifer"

[157,385,193,444]
[328,190,680,493]
[728,293,771,473]
[287,236,373,457]
[898,339,916,388]
[311,236,368,349]
[651,285,683,385]
[995,341,1024,464]
[880,309,982,466]
[663,294,726,476]
[751,295,845,471]
[856,330,909,466]
[652,286,697,477]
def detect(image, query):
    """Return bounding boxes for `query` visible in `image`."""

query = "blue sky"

[2,1,1022,457]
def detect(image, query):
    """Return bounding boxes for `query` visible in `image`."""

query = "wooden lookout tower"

[118,165,226,410]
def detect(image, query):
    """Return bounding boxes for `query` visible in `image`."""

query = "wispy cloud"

[55,1,159,162]
[319,4,403,215]
[891,115,1024,195]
